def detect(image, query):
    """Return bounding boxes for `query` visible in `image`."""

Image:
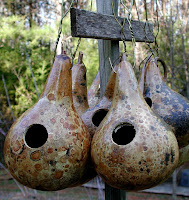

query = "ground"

[0,169,189,200]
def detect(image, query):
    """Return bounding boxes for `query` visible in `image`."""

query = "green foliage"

[60,16,99,88]
[0,15,55,118]
[0,14,100,122]
[157,20,189,95]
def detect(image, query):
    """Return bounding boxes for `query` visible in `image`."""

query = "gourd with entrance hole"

[139,57,189,148]
[91,53,179,191]
[4,53,91,191]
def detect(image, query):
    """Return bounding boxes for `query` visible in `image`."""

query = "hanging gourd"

[4,52,91,191]
[87,71,100,107]
[139,57,189,148]
[177,144,189,168]
[72,52,89,116]
[82,64,118,137]
[72,51,97,184]
[91,53,179,191]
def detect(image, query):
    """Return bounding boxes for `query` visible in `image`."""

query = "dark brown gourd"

[4,53,91,191]
[139,57,189,148]
[91,53,179,191]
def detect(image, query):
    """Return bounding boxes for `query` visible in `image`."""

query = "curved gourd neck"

[72,52,87,96]
[104,64,118,100]
[145,59,163,87]
[41,54,72,104]
[88,71,100,94]
[138,62,146,94]
[72,55,89,109]
[112,53,142,104]
[72,64,87,96]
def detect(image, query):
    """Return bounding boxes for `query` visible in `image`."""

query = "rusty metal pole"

[96,0,126,199]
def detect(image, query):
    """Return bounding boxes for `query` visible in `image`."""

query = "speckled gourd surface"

[87,71,100,108]
[72,52,89,116]
[72,51,97,183]
[139,58,189,148]
[91,53,179,191]
[82,65,118,137]
[4,53,91,191]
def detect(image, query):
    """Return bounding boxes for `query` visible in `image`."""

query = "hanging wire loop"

[53,0,75,63]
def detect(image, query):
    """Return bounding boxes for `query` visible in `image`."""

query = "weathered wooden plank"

[96,0,120,97]
[71,8,154,43]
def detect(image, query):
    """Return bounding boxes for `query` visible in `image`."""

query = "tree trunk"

[132,1,144,72]
[29,0,32,28]
[170,1,175,90]
[162,0,167,17]
[151,0,154,20]
[182,34,189,98]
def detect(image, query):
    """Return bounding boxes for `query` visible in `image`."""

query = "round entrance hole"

[112,123,136,145]
[25,124,48,148]
[145,97,152,108]
[92,109,109,127]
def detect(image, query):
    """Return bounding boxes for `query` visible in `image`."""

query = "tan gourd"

[4,53,91,191]
[139,57,189,148]
[72,52,89,116]
[82,64,118,137]
[91,53,179,191]
[87,71,100,107]
[72,52,97,184]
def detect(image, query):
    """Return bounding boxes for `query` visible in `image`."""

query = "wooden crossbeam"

[71,8,154,43]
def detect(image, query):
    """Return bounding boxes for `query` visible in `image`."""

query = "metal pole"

[96,0,126,199]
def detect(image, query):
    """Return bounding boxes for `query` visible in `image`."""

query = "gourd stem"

[78,51,83,64]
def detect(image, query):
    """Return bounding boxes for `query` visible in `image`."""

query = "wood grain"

[71,8,154,43]
[96,0,119,98]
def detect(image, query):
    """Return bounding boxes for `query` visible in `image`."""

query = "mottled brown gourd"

[139,57,189,148]
[91,53,179,191]
[87,71,100,107]
[4,53,91,191]
[72,52,89,116]
[72,52,97,184]
[81,64,118,137]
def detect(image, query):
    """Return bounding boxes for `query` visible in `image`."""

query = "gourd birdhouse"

[4,53,91,191]
[91,53,179,191]
[139,57,189,148]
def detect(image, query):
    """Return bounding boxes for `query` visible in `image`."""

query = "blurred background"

[0,0,188,199]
